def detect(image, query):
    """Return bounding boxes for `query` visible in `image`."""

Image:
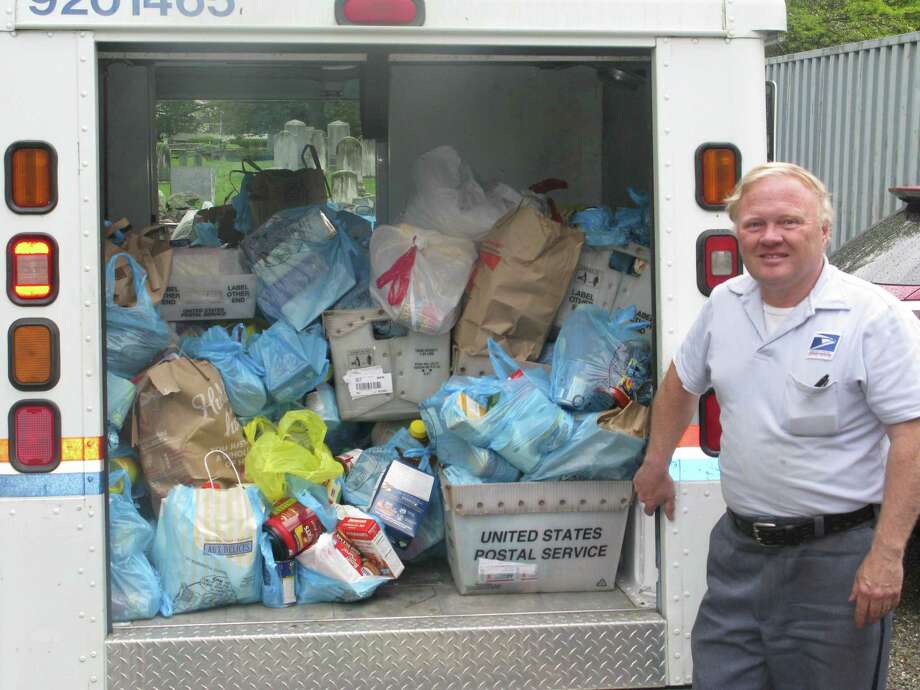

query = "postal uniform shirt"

[675,260,920,517]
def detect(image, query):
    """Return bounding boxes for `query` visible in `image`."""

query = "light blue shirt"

[676,260,920,517]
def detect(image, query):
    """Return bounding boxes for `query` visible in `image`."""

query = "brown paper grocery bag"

[453,206,584,361]
[597,401,650,439]
[132,357,249,513]
[104,220,173,306]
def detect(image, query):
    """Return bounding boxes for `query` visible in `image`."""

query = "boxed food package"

[296,532,373,583]
[324,307,450,421]
[441,476,632,595]
[159,248,257,321]
[337,516,405,578]
[370,460,435,549]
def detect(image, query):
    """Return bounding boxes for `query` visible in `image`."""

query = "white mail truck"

[0,1,784,687]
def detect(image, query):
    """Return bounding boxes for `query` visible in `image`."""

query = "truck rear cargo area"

[100,44,666,689]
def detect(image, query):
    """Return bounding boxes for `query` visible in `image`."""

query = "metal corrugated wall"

[767,32,920,251]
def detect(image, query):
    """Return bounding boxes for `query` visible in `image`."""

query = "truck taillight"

[9,319,59,390]
[7,234,58,305]
[9,401,60,472]
[696,230,742,296]
[5,142,57,213]
[699,390,721,457]
[695,143,740,209]
[335,0,424,25]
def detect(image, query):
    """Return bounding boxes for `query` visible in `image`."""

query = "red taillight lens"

[699,390,722,457]
[7,234,57,305]
[696,230,742,296]
[336,0,422,25]
[5,142,58,213]
[10,401,60,472]
[695,143,740,209]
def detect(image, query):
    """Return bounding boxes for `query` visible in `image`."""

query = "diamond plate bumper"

[108,608,666,689]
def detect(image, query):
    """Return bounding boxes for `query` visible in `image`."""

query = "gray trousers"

[692,513,890,690]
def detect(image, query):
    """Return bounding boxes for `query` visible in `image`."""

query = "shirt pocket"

[781,373,839,436]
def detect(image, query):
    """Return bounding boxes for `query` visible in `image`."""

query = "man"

[634,162,920,690]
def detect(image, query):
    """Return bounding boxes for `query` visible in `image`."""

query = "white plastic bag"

[402,146,521,241]
[370,223,477,335]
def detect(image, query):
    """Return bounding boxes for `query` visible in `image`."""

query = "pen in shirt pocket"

[814,374,830,388]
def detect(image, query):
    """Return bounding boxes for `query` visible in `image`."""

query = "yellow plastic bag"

[243,410,342,503]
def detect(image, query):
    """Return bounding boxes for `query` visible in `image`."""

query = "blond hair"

[724,162,834,227]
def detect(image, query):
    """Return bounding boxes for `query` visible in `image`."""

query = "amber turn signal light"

[5,142,57,213]
[9,319,59,391]
[695,144,741,209]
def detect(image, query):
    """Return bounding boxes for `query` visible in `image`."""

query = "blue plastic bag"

[342,428,422,510]
[295,562,388,604]
[332,211,374,310]
[442,371,573,474]
[191,221,221,247]
[570,188,651,248]
[420,377,519,482]
[260,533,297,608]
[392,449,445,563]
[287,474,339,532]
[181,324,267,417]
[249,321,329,404]
[231,172,254,234]
[241,205,357,330]
[523,409,646,482]
[305,383,369,455]
[550,305,651,412]
[109,472,161,621]
[106,253,171,378]
[153,481,266,617]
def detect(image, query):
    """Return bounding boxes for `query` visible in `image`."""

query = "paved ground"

[890,533,920,690]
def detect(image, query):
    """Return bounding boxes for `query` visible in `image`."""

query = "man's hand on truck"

[633,363,700,521]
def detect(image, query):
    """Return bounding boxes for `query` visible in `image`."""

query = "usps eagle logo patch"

[807,332,841,360]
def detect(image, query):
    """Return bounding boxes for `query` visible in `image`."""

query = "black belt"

[728,504,876,547]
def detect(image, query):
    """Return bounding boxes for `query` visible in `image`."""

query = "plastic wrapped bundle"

[181,324,267,418]
[524,403,649,482]
[442,376,573,474]
[570,188,651,248]
[401,145,521,242]
[105,253,171,378]
[370,223,477,335]
[550,305,651,412]
[154,477,266,617]
[109,472,161,621]
[241,205,357,330]
[249,321,329,404]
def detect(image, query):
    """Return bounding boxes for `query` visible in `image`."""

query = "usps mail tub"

[442,474,633,594]
[324,308,450,422]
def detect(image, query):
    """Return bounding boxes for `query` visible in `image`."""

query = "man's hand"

[633,462,676,521]
[849,545,903,628]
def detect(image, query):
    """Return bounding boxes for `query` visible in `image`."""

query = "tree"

[768,0,920,56]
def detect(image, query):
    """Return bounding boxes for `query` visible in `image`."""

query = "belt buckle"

[752,521,778,545]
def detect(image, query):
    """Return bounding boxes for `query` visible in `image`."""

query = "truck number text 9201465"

[29,0,235,18]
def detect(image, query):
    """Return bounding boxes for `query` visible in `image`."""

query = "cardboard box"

[553,242,653,342]
[450,345,549,377]
[370,460,435,549]
[324,308,450,421]
[338,516,405,578]
[553,247,621,330]
[159,248,257,321]
[441,474,632,594]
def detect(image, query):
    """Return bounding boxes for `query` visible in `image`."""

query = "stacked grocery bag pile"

[103,143,655,621]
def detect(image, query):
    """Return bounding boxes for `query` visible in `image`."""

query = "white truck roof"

[10,0,787,43]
